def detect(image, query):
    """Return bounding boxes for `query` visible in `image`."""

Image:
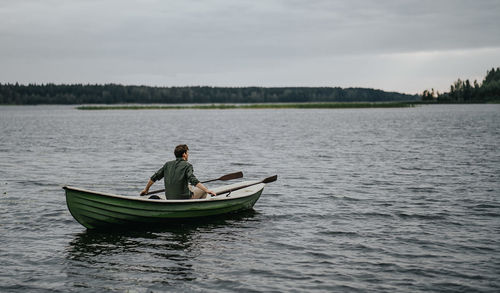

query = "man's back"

[141,144,215,200]
[151,157,200,199]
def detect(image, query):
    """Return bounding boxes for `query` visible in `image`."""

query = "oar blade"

[262,175,278,184]
[219,171,243,181]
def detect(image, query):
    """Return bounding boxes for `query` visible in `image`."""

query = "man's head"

[174,144,189,160]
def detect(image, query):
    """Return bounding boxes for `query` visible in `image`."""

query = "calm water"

[0,105,499,292]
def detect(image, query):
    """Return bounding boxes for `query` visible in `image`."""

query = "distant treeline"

[423,67,500,103]
[0,84,418,105]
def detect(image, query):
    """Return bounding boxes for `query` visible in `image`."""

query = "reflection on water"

[65,210,258,289]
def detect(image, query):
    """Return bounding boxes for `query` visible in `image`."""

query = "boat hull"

[64,181,264,229]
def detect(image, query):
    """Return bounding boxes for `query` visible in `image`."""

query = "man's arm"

[195,182,217,197]
[140,179,155,196]
[186,164,216,197]
[140,164,165,196]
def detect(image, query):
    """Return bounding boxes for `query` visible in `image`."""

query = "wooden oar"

[144,171,244,196]
[201,171,243,183]
[215,175,277,196]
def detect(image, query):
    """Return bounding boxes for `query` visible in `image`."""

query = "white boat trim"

[63,180,264,203]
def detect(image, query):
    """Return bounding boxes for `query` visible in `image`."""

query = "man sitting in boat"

[140,144,216,199]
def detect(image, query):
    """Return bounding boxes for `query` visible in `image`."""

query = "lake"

[0,104,499,292]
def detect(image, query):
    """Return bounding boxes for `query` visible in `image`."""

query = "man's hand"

[207,190,217,197]
[140,189,149,196]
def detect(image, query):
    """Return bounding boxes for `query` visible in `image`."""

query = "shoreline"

[76,102,417,110]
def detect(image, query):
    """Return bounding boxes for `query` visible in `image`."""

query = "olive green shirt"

[150,158,200,199]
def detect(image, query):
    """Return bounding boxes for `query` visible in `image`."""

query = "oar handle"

[145,189,165,196]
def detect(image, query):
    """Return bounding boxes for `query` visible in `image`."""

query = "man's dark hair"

[174,144,189,158]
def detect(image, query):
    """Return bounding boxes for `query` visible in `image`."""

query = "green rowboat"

[63,180,267,229]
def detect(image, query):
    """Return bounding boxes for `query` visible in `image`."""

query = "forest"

[423,67,500,103]
[0,84,418,105]
[2,67,498,105]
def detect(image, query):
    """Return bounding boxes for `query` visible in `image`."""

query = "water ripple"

[1,105,499,292]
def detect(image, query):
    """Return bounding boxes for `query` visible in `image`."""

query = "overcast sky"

[1,0,499,94]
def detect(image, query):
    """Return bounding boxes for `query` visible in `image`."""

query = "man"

[140,144,216,199]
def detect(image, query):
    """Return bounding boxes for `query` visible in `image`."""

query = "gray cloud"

[1,0,499,93]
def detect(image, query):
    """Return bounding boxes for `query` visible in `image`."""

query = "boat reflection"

[65,210,258,284]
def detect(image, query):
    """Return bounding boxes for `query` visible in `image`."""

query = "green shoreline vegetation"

[76,102,416,110]
[422,67,500,103]
[1,67,498,105]
[1,85,417,105]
